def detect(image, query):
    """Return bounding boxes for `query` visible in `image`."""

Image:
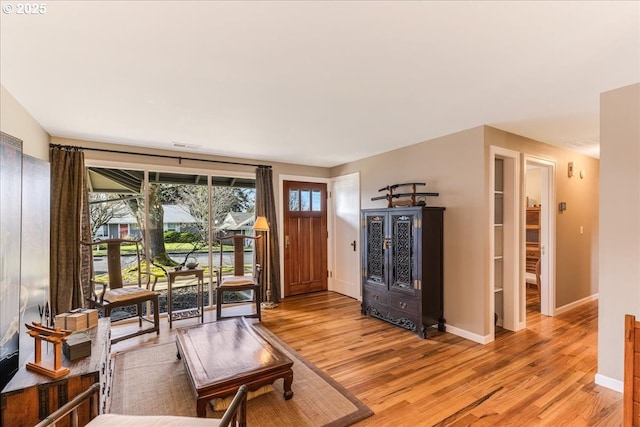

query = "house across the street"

[95,207,256,240]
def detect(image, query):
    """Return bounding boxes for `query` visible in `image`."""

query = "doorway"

[282,180,328,296]
[524,157,555,317]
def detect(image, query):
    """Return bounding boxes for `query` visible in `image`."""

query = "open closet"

[490,146,520,337]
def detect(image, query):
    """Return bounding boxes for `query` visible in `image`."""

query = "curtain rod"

[49,143,272,169]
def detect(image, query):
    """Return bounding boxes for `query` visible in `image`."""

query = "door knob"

[285,235,290,248]
[350,240,356,251]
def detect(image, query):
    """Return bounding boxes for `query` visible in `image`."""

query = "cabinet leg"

[418,325,427,339]
[438,318,446,332]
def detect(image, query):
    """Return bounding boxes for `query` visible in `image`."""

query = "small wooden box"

[55,309,99,331]
[63,333,92,361]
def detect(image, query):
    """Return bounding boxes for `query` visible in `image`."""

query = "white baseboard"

[554,293,599,315]
[595,373,623,393]
[445,324,493,344]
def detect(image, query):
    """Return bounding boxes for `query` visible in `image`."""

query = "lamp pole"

[262,226,277,309]
[254,216,277,309]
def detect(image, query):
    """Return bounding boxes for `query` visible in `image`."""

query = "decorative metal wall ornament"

[371,182,438,208]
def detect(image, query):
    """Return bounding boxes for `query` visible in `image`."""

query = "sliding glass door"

[87,166,255,314]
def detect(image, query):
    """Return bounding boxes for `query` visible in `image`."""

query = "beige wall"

[332,127,488,338]
[485,127,600,307]
[1,85,49,160]
[597,83,640,388]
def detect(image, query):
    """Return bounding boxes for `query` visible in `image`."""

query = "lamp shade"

[253,216,270,232]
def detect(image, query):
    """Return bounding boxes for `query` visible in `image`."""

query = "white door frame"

[523,156,556,317]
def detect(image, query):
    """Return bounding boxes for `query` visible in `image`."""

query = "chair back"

[216,234,261,278]
[83,238,143,290]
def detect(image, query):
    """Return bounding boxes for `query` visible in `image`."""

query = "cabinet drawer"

[389,293,419,314]
[1,374,97,427]
[526,208,540,225]
[364,286,388,306]
[526,246,540,257]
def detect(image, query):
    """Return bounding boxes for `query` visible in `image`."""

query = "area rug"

[109,324,373,427]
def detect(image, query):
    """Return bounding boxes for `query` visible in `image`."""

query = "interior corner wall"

[484,127,600,309]
[0,85,50,160]
[331,126,489,340]
[598,82,640,387]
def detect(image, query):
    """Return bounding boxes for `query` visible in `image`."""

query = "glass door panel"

[87,167,256,312]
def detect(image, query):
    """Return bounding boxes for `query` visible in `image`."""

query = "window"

[289,188,322,212]
[86,166,255,312]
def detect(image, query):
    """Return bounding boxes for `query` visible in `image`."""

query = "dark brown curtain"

[80,180,92,303]
[255,167,281,303]
[50,147,88,315]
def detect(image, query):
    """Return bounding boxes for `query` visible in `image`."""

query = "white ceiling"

[1,1,638,167]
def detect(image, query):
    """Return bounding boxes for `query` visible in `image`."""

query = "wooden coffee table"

[175,318,294,417]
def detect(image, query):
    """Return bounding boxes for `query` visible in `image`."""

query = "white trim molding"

[594,373,623,393]
[554,293,599,316]
[445,324,494,345]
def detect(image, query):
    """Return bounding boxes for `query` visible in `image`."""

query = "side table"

[167,268,204,328]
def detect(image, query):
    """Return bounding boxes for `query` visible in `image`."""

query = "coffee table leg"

[283,370,294,400]
[197,398,207,418]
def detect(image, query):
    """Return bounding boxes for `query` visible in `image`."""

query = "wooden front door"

[283,181,327,296]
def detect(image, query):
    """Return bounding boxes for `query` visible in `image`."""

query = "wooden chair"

[35,383,248,427]
[534,258,541,295]
[82,238,160,344]
[625,314,640,427]
[215,234,262,321]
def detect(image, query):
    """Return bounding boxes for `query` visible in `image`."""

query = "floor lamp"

[254,216,277,309]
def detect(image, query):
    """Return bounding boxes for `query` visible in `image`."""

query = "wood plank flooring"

[111,288,622,426]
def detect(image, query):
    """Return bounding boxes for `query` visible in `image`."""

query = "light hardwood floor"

[111,288,622,427]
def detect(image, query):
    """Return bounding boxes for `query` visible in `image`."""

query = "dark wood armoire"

[361,206,445,338]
